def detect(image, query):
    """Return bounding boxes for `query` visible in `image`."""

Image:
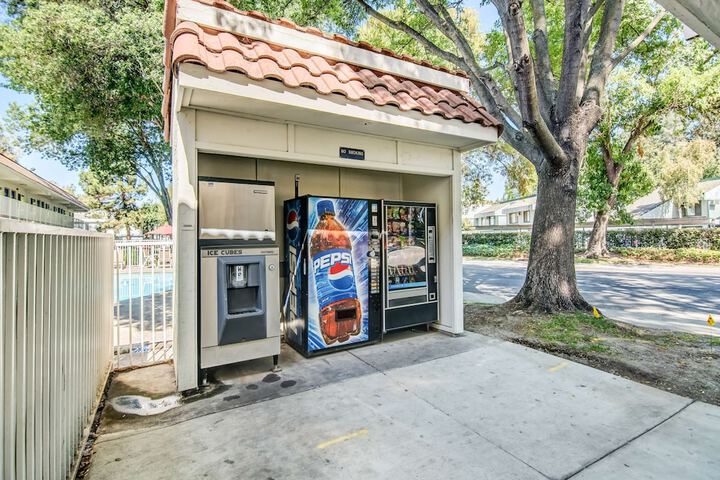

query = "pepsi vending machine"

[284,196,383,357]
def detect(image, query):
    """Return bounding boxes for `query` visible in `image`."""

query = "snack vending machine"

[284,196,383,357]
[383,201,438,331]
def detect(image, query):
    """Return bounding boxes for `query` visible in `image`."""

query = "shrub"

[462,244,525,258]
[464,227,720,251]
[614,248,720,263]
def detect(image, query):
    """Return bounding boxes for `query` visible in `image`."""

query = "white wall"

[175,110,464,390]
[401,152,464,334]
[195,110,456,175]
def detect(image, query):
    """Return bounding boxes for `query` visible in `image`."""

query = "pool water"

[114,272,174,302]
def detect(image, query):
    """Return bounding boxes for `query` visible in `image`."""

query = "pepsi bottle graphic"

[310,200,362,345]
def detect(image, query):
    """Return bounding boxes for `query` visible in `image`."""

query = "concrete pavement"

[88,331,719,479]
[464,259,720,336]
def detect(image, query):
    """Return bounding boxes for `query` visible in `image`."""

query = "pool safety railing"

[113,241,174,367]
[0,219,113,479]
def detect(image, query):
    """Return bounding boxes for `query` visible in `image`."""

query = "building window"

[682,203,702,217]
[11,190,16,199]
[18,194,23,202]
[523,211,530,223]
[3,187,8,197]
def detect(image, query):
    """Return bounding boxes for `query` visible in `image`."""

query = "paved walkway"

[88,331,719,480]
[464,260,720,336]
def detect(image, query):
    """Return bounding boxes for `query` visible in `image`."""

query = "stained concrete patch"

[98,342,377,437]
[89,372,546,480]
[383,334,692,480]
[573,401,720,480]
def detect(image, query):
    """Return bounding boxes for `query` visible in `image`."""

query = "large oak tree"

[356,0,668,312]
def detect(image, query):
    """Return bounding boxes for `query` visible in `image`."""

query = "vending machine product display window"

[383,201,438,331]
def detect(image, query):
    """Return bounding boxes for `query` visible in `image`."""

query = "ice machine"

[283,196,383,357]
[198,177,281,371]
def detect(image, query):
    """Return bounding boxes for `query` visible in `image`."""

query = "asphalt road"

[463,260,720,336]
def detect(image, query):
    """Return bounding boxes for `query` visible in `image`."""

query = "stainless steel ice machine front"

[197,177,280,371]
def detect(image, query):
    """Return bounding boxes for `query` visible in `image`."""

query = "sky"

[0,1,506,199]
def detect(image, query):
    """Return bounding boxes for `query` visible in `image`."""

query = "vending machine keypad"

[369,227,381,294]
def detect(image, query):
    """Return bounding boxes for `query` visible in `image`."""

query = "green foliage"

[463,228,720,260]
[502,155,537,199]
[133,202,166,234]
[461,149,492,207]
[578,29,720,226]
[462,244,523,258]
[0,0,172,219]
[80,170,146,238]
[577,140,654,222]
[463,231,532,247]
[227,0,363,35]
[613,247,720,263]
[80,168,166,236]
[356,1,484,69]
[0,0,355,224]
[605,228,720,250]
[654,139,719,207]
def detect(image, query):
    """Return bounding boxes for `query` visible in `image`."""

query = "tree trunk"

[508,163,591,312]
[585,211,610,257]
[585,161,622,258]
[159,187,172,226]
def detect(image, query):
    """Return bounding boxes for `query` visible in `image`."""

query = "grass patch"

[523,312,623,353]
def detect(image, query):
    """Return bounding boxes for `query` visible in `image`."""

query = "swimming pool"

[114,272,174,302]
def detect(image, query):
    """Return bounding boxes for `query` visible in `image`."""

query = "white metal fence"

[113,241,174,368]
[0,219,113,480]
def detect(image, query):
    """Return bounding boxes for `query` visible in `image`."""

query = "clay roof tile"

[163,3,502,139]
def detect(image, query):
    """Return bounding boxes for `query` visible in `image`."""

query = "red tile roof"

[163,0,502,138]
[182,0,470,77]
[146,223,172,236]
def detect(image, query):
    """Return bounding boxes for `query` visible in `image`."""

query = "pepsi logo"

[328,262,354,290]
[286,210,299,240]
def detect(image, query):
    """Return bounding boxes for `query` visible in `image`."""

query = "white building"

[465,195,536,228]
[0,151,87,228]
[627,178,720,224]
[163,0,501,391]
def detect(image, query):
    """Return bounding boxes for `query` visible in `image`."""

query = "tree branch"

[353,0,526,151]
[582,0,625,115]
[611,11,666,69]
[556,0,591,123]
[530,0,556,106]
[353,0,464,67]
[492,0,566,168]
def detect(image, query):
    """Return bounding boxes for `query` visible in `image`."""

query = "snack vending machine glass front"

[383,201,438,331]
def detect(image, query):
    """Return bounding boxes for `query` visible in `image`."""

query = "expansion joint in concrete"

[348,349,552,480]
[563,399,696,480]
